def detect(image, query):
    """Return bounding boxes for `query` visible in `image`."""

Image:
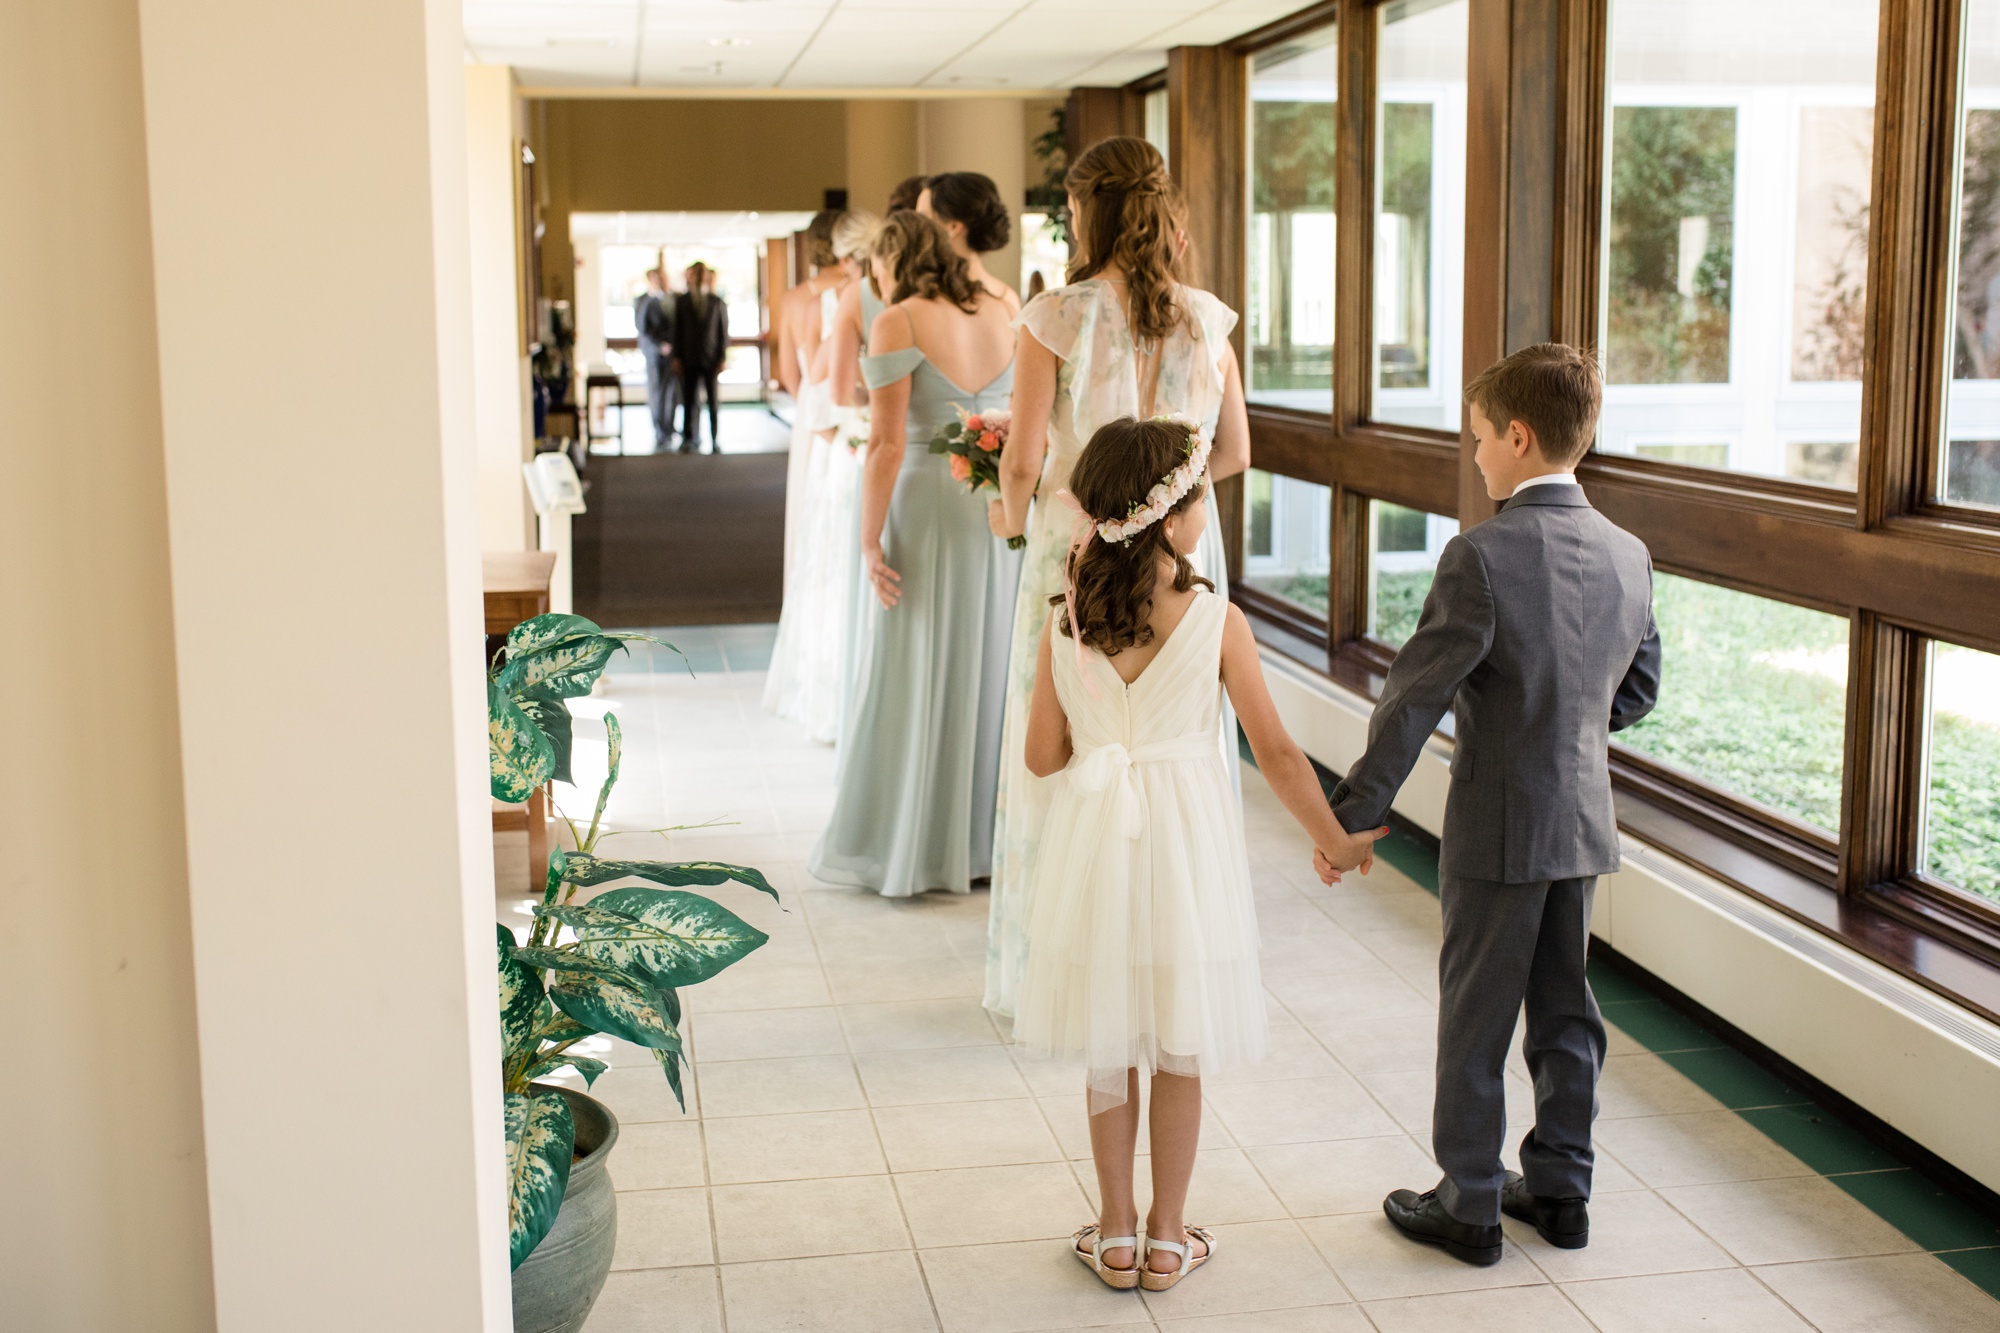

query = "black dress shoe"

[1383,1188,1503,1266]
[1501,1171,1589,1249]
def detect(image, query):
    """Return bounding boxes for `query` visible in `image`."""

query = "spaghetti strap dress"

[807,334,1022,896]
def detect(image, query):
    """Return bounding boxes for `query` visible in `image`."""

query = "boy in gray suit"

[1323,343,1661,1264]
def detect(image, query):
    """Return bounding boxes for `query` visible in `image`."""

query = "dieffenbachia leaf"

[490,679,555,803]
[590,712,622,827]
[538,1013,593,1044]
[525,1051,608,1087]
[511,944,651,990]
[498,924,545,1064]
[541,847,568,905]
[560,855,780,903]
[548,970,684,1052]
[568,886,769,988]
[654,1046,686,1111]
[505,1090,575,1269]
[520,698,575,787]
[507,613,604,660]
[499,635,623,703]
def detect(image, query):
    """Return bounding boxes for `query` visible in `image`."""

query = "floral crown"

[1094,413,1211,545]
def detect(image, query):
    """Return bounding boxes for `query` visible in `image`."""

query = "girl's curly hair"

[1051,417,1212,657]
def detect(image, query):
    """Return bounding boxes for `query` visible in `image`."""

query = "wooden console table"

[484,551,559,893]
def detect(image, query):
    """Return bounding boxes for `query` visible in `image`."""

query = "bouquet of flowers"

[928,407,1025,548]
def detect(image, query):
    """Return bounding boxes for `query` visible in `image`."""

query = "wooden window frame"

[1164,0,2000,1021]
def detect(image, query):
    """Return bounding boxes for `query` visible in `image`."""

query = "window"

[1597,0,1880,487]
[1247,24,1339,412]
[1019,212,1069,298]
[1243,469,1331,617]
[1921,641,2000,904]
[1942,2,2000,510]
[1367,500,1458,649]
[1615,573,1848,833]
[1145,87,1171,168]
[1373,0,1468,433]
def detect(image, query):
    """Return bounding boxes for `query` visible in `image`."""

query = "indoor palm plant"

[489,613,774,1329]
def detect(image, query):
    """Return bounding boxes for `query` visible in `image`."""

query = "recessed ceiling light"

[709,36,751,47]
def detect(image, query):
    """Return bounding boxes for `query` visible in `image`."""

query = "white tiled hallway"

[504,627,2000,1333]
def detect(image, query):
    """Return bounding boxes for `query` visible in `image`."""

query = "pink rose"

[976,431,1001,453]
[949,454,973,483]
[964,413,984,431]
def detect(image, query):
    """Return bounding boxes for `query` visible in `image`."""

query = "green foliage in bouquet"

[489,613,777,1268]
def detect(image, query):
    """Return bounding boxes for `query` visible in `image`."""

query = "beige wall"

[465,65,535,554]
[846,99,920,217]
[920,98,1027,296]
[136,0,510,1323]
[1,3,216,1328]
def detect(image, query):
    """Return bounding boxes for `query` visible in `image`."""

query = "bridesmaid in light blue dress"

[810,211,1022,897]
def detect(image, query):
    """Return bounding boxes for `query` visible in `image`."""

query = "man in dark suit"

[635,266,678,451]
[673,261,729,453]
[1323,343,1661,1266]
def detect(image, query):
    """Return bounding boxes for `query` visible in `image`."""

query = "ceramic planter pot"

[511,1084,620,1333]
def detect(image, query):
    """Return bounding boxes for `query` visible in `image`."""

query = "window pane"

[1373,0,1467,433]
[1145,87,1171,169]
[1368,500,1459,649]
[1943,5,2000,509]
[1243,468,1331,617]
[1922,642,2000,904]
[1248,25,1339,412]
[1598,0,1879,488]
[1615,572,1848,832]
[1019,211,1069,298]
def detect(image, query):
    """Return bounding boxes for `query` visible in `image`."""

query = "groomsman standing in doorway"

[674,261,729,453]
[636,266,679,452]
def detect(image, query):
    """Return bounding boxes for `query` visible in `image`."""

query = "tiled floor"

[505,624,2000,1332]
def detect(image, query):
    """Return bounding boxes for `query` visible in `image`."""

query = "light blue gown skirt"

[810,347,1022,896]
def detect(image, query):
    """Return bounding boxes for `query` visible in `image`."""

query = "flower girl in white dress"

[1013,415,1386,1291]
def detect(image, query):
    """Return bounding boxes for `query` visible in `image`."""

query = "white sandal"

[1072,1224,1141,1290]
[1140,1226,1215,1291]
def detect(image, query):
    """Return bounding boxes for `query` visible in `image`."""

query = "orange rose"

[976,431,1001,452]
[949,453,973,483]
[964,414,984,431]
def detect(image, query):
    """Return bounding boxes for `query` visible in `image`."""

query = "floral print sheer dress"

[984,279,1242,1020]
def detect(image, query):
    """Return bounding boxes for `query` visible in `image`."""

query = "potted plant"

[490,614,774,1333]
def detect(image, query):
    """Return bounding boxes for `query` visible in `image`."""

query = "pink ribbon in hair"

[1052,488,1101,699]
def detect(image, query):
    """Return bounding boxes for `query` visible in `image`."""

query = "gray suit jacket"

[1332,484,1661,883]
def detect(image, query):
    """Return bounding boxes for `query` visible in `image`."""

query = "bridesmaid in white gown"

[764,211,876,741]
[985,136,1252,1018]
[774,210,845,586]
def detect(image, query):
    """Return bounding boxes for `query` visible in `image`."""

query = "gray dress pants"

[1433,874,1606,1226]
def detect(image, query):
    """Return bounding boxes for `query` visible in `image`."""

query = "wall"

[1,2,216,1327]
[921,98,1026,295]
[136,0,511,1323]
[846,99,920,216]
[466,65,535,554]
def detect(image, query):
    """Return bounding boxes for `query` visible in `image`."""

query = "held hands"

[864,545,903,609]
[1313,824,1390,885]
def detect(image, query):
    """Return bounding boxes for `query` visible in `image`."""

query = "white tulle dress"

[765,285,862,743]
[1010,591,1266,1111]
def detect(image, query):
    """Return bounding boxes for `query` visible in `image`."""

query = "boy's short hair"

[1464,343,1602,466]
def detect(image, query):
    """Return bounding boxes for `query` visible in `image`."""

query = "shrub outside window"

[1243,468,1331,618]
[1614,572,1848,833]
[1367,500,1459,649]
[1597,0,1879,489]
[1247,25,1339,412]
[1922,641,2000,904]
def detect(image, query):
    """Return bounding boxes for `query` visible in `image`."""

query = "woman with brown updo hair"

[807,210,1023,898]
[919,171,1021,314]
[983,135,1252,1020]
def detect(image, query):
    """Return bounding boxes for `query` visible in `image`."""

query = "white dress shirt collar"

[1511,472,1580,498]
